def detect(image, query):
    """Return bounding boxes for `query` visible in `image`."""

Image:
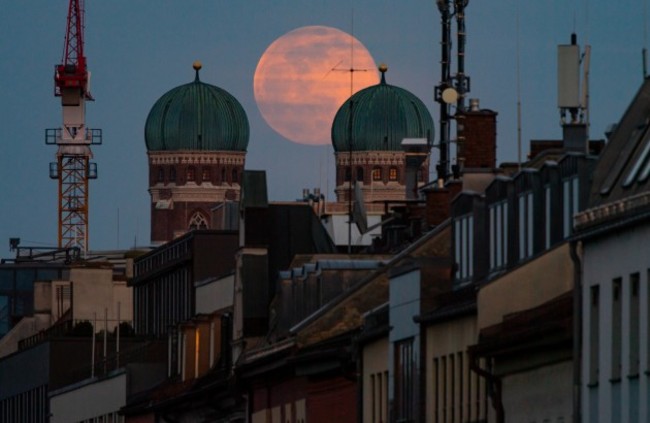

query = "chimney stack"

[456,100,497,169]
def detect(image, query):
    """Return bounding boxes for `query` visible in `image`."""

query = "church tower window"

[170,167,176,182]
[356,167,364,182]
[187,167,196,182]
[202,168,211,182]
[372,167,382,181]
[389,167,398,181]
[189,212,208,230]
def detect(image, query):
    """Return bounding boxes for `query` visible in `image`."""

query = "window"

[221,167,226,182]
[544,185,551,249]
[589,285,599,384]
[389,167,398,181]
[344,167,351,182]
[370,371,388,423]
[169,167,176,182]
[489,201,508,271]
[186,167,196,182]
[202,168,211,182]
[372,167,382,181]
[189,213,208,230]
[629,273,640,376]
[612,278,622,380]
[356,166,364,182]
[562,177,579,237]
[394,338,415,422]
[232,169,238,183]
[158,167,164,182]
[518,191,534,260]
[454,214,474,281]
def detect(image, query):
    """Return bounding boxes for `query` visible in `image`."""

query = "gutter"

[468,348,504,423]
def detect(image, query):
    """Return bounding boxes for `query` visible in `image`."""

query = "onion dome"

[331,64,434,152]
[145,62,249,152]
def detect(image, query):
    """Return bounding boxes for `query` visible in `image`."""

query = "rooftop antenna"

[326,3,370,254]
[641,0,648,79]
[557,33,590,152]
[435,0,453,182]
[516,0,522,170]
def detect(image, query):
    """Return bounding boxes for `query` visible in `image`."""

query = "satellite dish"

[352,184,368,234]
[442,87,459,104]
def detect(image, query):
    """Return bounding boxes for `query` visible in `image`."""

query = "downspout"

[570,240,582,423]
[469,349,504,423]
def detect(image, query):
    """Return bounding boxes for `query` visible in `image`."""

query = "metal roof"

[589,78,650,208]
[331,69,434,152]
[145,68,249,152]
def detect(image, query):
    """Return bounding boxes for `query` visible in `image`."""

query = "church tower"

[331,65,434,204]
[144,62,249,243]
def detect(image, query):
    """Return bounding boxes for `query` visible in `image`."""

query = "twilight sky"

[0,0,647,257]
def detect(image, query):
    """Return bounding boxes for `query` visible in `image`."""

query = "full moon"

[254,26,379,146]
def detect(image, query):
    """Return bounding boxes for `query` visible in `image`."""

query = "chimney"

[562,122,588,152]
[401,138,429,200]
[423,179,463,227]
[456,100,498,169]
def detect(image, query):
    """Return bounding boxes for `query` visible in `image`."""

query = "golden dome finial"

[193,61,202,71]
[379,63,388,84]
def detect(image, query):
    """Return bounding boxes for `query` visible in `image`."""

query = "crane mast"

[46,0,101,254]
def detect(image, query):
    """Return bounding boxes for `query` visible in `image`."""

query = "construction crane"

[46,0,101,254]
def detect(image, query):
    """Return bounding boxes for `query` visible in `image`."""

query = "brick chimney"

[456,99,497,169]
[423,180,463,226]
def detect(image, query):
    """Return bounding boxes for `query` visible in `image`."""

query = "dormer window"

[489,200,508,271]
[454,214,474,281]
[518,191,534,260]
[544,184,552,249]
[562,177,579,237]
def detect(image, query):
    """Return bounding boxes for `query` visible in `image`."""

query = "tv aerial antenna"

[323,5,372,254]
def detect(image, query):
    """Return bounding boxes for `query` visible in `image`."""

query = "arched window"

[186,167,196,182]
[356,166,364,182]
[372,167,382,181]
[221,168,226,183]
[169,167,176,182]
[344,167,351,182]
[202,168,211,182]
[389,167,398,181]
[232,169,238,183]
[188,212,208,230]
[157,167,164,182]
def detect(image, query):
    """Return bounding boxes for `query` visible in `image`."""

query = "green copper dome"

[145,63,249,152]
[331,66,434,152]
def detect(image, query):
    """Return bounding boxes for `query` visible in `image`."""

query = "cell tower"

[46,0,101,253]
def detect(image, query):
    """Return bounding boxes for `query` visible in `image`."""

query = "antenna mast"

[435,0,471,182]
[46,0,101,254]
